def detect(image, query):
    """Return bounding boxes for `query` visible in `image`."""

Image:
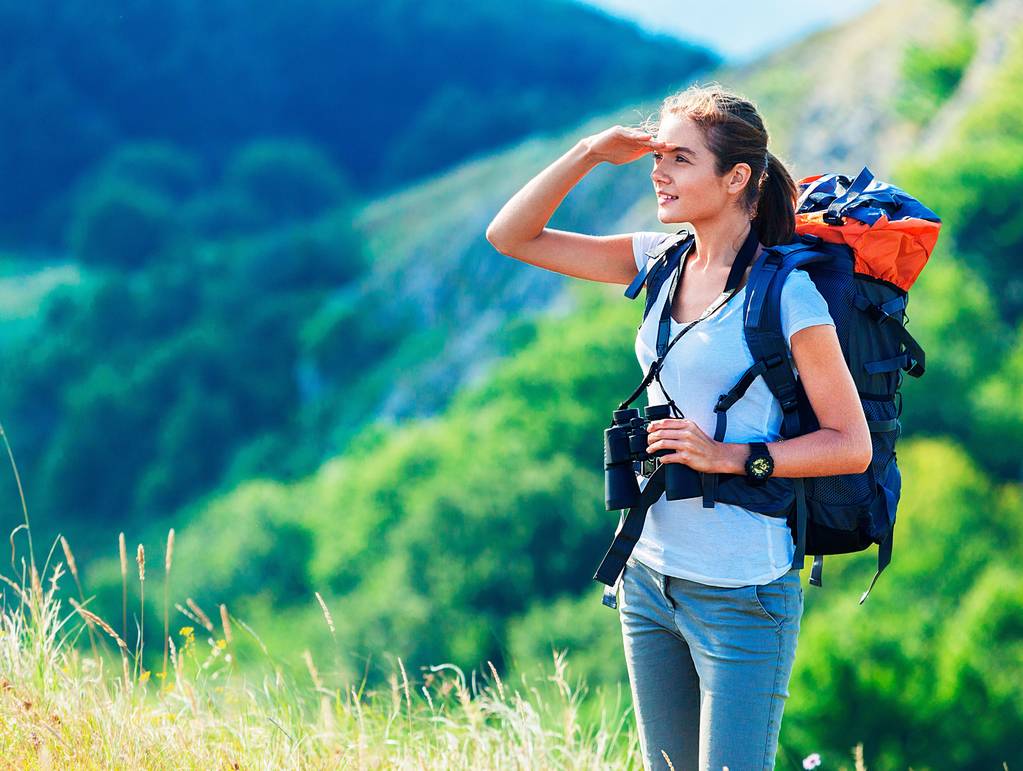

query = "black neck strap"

[656,222,762,357]
[615,223,763,416]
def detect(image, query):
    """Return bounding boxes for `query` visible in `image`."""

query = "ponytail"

[752,150,797,247]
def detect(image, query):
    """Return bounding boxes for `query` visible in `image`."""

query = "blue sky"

[579,0,881,64]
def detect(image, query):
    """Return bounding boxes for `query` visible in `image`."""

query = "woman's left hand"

[646,418,730,473]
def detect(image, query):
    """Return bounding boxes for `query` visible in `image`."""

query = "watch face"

[750,457,772,478]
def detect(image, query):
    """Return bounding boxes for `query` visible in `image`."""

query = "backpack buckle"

[867,303,894,324]
[765,352,785,368]
[715,393,737,413]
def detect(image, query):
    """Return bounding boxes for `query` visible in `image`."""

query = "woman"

[486,83,871,770]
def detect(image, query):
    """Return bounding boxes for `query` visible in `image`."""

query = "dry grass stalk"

[219,603,233,645]
[303,649,324,690]
[314,591,336,637]
[60,535,99,661]
[854,742,867,771]
[0,572,30,604]
[135,543,145,680]
[162,528,174,681]
[59,536,78,581]
[69,598,129,654]
[164,528,174,574]
[398,656,413,727]
[30,563,42,604]
[185,598,215,632]
[487,660,505,701]
[118,532,127,642]
[169,634,179,682]
[0,421,35,572]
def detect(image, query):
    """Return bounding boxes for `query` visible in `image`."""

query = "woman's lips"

[657,193,678,203]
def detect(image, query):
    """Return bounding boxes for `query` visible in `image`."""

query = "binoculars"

[603,404,703,510]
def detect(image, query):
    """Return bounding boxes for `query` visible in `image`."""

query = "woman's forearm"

[485,139,600,251]
[720,428,871,477]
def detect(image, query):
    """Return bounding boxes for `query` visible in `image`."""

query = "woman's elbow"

[485,225,508,254]
[851,435,873,474]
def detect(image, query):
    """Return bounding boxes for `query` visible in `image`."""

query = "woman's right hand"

[583,125,667,166]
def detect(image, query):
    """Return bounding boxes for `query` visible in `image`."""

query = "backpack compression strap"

[852,292,926,377]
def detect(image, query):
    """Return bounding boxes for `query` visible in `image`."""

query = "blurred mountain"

[0,0,717,245]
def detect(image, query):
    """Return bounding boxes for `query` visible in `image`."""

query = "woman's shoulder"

[781,266,821,297]
[779,266,834,339]
[631,230,678,270]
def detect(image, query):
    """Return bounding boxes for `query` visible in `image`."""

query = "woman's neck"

[687,216,759,273]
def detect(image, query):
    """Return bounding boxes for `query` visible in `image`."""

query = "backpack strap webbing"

[859,528,893,604]
[623,229,693,301]
[852,292,926,377]
[740,237,834,575]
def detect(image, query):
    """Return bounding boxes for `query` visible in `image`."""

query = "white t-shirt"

[629,230,836,587]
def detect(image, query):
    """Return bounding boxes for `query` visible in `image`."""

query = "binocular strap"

[594,463,667,609]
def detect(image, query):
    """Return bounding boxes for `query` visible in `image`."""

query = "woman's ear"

[727,162,753,194]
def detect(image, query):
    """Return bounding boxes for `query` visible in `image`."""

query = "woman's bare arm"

[485,126,662,285]
[717,324,873,476]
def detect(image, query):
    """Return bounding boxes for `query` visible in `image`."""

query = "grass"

[0,418,642,768]
[0,559,638,768]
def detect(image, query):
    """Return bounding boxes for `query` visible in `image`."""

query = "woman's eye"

[651,152,688,163]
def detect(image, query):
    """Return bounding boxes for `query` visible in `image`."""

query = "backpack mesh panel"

[805,465,873,505]
[806,268,855,331]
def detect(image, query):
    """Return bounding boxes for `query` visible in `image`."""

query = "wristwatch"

[744,441,774,485]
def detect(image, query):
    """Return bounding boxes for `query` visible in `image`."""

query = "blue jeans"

[617,555,803,771]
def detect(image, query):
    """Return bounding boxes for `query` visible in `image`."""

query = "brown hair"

[638,82,798,247]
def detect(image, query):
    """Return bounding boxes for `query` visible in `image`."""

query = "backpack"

[594,166,941,607]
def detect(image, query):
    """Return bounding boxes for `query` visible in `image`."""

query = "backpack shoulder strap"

[624,228,693,301]
[742,236,831,437]
[741,235,849,580]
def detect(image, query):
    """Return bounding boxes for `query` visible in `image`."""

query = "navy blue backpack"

[594,166,941,607]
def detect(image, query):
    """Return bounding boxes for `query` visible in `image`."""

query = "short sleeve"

[631,231,672,272]
[780,268,835,350]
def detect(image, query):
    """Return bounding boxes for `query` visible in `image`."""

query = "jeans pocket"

[750,574,795,628]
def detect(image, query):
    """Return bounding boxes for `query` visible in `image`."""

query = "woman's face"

[650,113,750,225]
